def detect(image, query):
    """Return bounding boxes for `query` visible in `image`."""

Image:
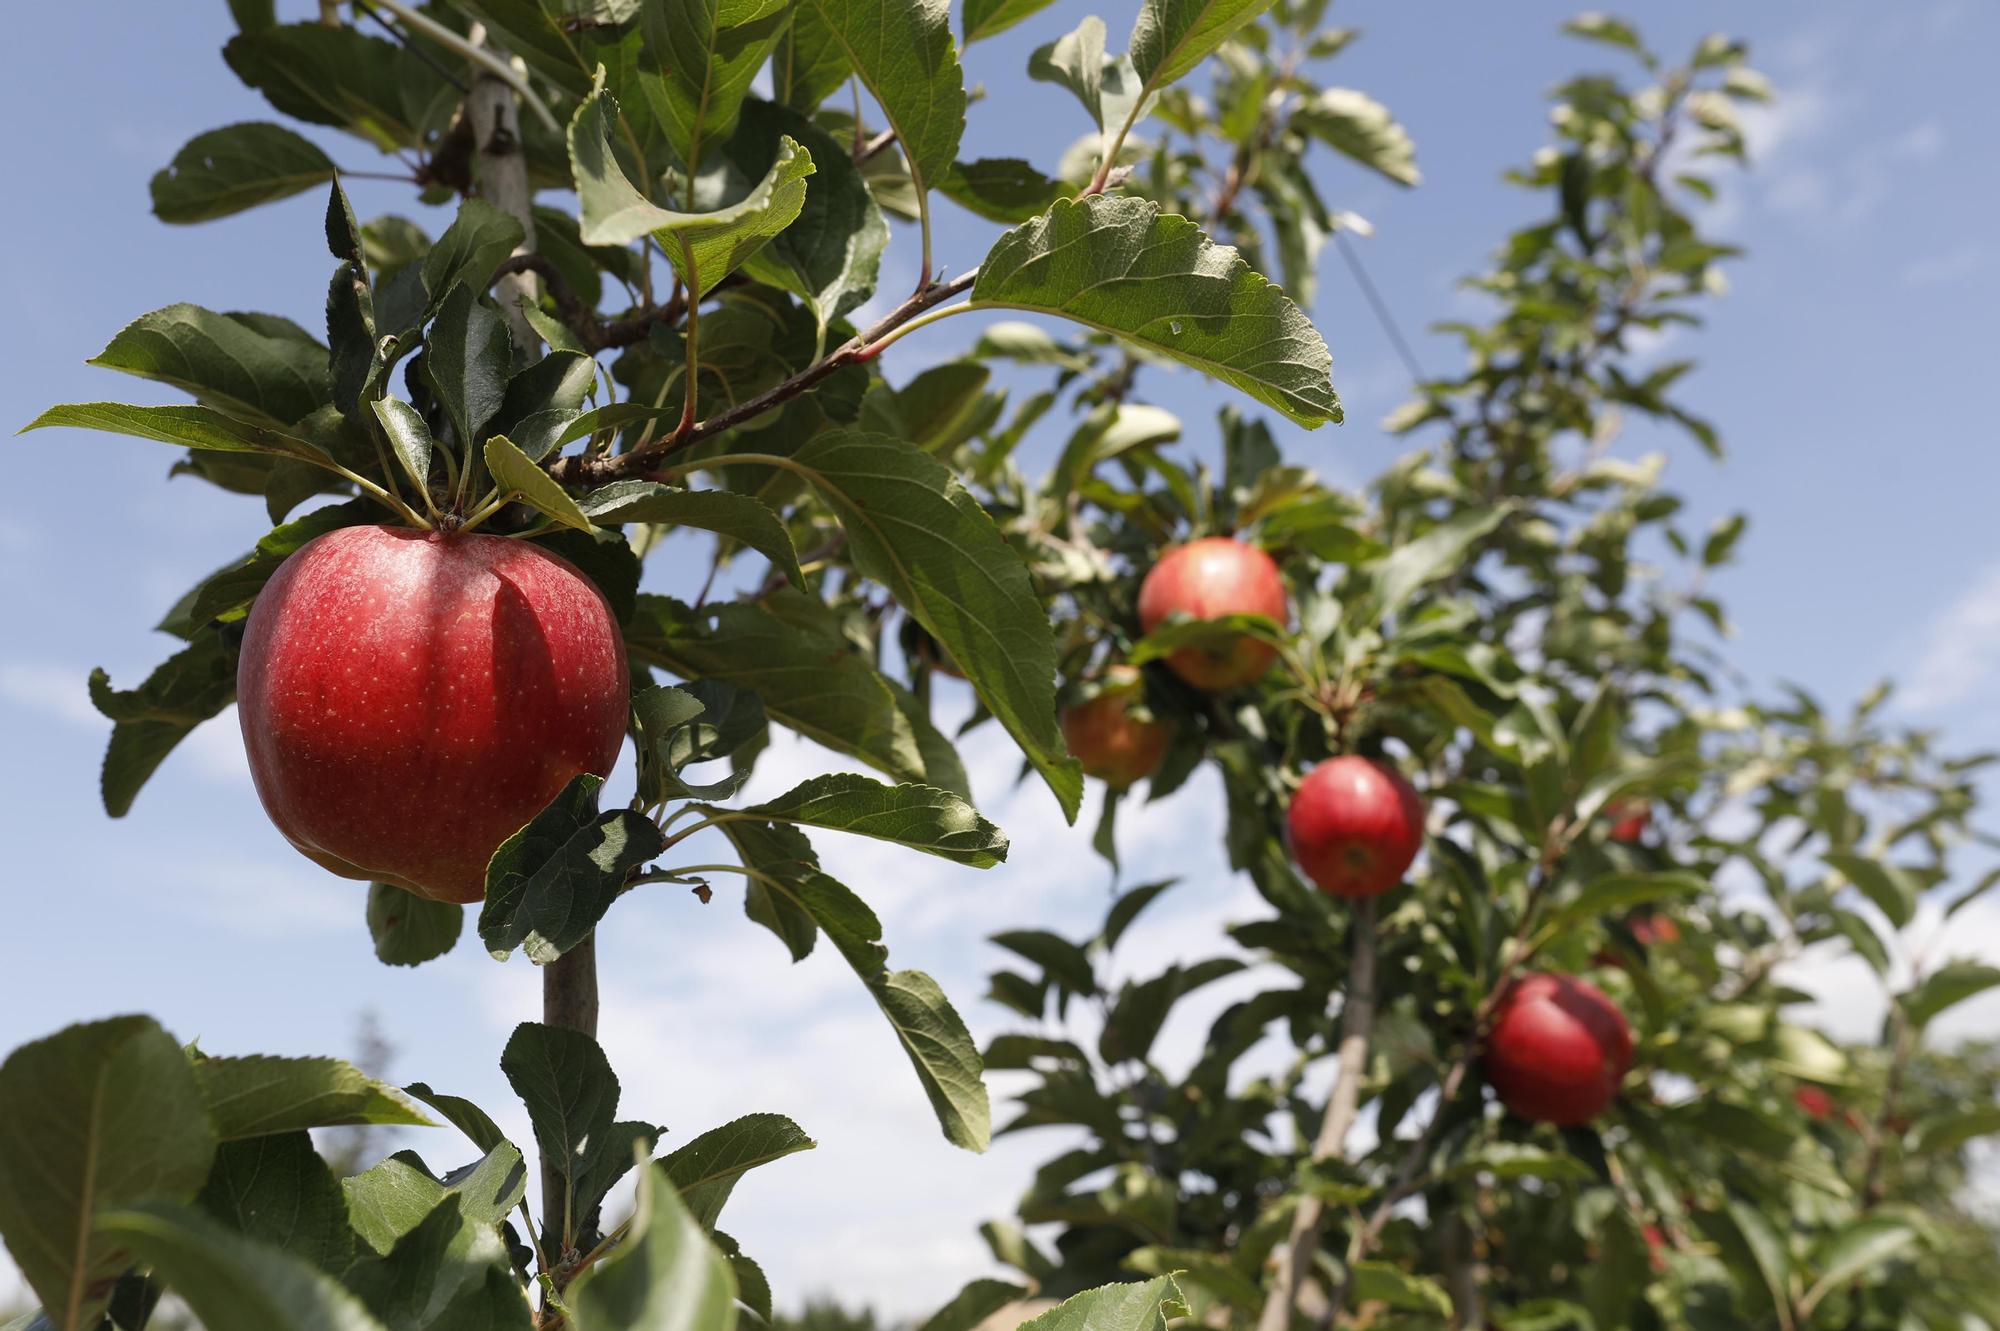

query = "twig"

[1258,899,1379,1331]
[546,270,978,486]
[855,128,898,163]
[368,0,560,132]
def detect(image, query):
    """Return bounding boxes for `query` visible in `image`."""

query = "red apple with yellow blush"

[1060,666,1170,789]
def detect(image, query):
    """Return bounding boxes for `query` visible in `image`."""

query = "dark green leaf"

[483,434,598,534]
[0,1017,216,1327]
[940,159,1069,223]
[151,122,338,223]
[197,1133,354,1274]
[96,1201,389,1331]
[581,481,802,588]
[366,883,463,968]
[743,773,1006,866]
[89,304,329,428]
[661,1114,816,1230]
[568,1160,737,1331]
[786,431,1081,818]
[1825,851,1918,928]
[478,774,666,964]
[1016,1276,1187,1331]
[1899,962,2000,1031]
[424,285,512,450]
[797,0,966,193]
[971,196,1339,428]
[1295,88,1420,186]
[194,1054,432,1140]
[1128,0,1275,90]
[23,402,333,462]
[499,1024,618,1246]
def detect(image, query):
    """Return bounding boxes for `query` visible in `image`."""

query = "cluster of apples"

[1060,536,1634,1127]
[236,524,1634,1125]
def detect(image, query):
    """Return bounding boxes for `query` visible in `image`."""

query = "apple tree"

[4,3,1998,1331]
[940,15,2000,1331]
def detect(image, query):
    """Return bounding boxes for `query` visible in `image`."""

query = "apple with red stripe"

[237,526,630,904]
[1287,756,1426,898]
[1137,537,1290,691]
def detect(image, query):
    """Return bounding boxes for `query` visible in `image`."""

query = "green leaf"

[1804,1218,1920,1308]
[151,122,338,223]
[971,195,1339,428]
[571,76,813,298]
[786,431,1082,818]
[963,0,1055,43]
[568,1159,738,1331]
[1444,1142,1593,1182]
[0,1017,216,1329]
[420,200,527,312]
[482,435,598,534]
[194,1055,432,1140]
[991,930,1097,994]
[661,1114,816,1230]
[772,3,852,112]
[224,21,446,151]
[743,773,1007,866]
[797,0,966,195]
[500,1024,619,1246]
[424,285,512,450]
[1535,871,1707,943]
[87,633,238,816]
[580,480,802,588]
[1913,1104,2000,1156]
[941,159,1070,223]
[400,1085,511,1157]
[370,398,434,495]
[1017,1276,1187,1331]
[343,1194,515,1329]
[1899,961,2000,1031]
[341,1145,525,1254]
[1099,960,1244,1064]
[478,774,666,964]
[625,594,969,797]
[733,99,887,343]
[1295,88,1420,186]
[95,1202,389,1331]
[918,1280,1032,1331]
[197,1133,355,1274]
[1371,505,1510,615]
[1348,1262,1452,1314]
[1101,880,1176,952]
[1128,0,1276,91]
[1696,1200,1791,1321]
[325,175,362,260]
[89,304,329,427]
[22,402,332,463]
[1562,13,1642,51]
[366,883,463,968]
[635,0,794,179]
[714,823,990,1149]
[1824,850,1918,928]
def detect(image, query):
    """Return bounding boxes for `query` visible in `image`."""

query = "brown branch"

[546,269,979,486]
[855,127,898,163]
[1259,900,1379,1331]
[490,254,693,354]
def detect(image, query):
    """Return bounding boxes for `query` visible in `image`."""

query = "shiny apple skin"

[1286,756,1425,897]
[1136,537,1289,690]
[1060,666,1170,789]
[1482,972,1634,1126]
[236,525,630,903]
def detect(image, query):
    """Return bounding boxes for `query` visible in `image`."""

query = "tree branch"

[1259,899,1379,1331]
[490,255,693,353]
[546,269,978,486]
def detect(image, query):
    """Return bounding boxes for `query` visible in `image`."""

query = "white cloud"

[1897,562,2000,711]
[1776,892,2000,1046]
[0,662,102,729]
[1900,243,1987,289]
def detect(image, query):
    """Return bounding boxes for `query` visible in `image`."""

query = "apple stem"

[1257,897,1378,1331]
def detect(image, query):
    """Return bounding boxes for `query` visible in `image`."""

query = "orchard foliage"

[3,2,1997,1331]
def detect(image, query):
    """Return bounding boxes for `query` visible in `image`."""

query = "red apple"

[1136,537,1289,690]
[237,526,630,903]
[1641,1223,1668,1273]
[1793,1085,1835,1121]
[1605,799,1650,843]
[1060,666,1170,789]
[1629,912,1680,946]
[1286,756,1425,897]
[1482,972,1633,1126]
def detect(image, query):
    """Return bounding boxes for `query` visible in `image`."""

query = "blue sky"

[4,0,1999,1315]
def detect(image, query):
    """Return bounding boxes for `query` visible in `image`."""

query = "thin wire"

[352,0,472,94]
[1333,228,1427,386]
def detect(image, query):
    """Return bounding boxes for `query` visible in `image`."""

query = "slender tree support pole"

[1258,898,1379,1331]
[467,60,541,352]
[463,35,592,1271]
